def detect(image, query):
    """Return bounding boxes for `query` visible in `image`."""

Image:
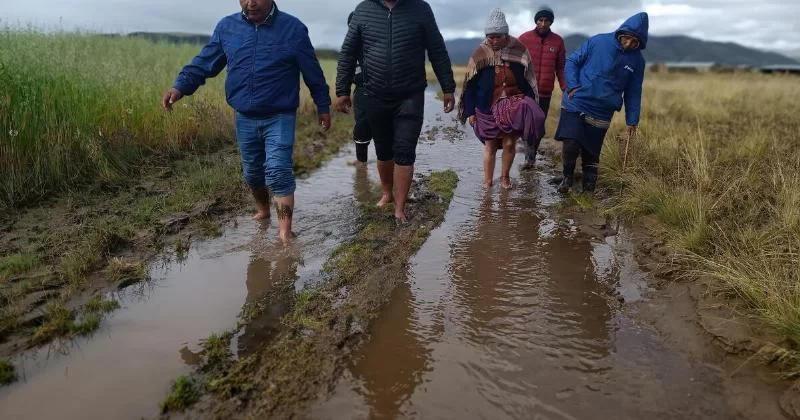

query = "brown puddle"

[0,90,789,419]
[0,147,371,419]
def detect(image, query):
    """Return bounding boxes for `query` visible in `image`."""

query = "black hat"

[535,6,554,22]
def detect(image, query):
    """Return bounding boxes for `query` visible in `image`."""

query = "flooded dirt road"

[0,90,788,419]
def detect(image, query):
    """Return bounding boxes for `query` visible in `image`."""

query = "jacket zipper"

[538,35,546,86]
[250,24,258,106]
[387,8,393,89]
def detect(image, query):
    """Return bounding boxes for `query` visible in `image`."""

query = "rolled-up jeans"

[235,112,296,197]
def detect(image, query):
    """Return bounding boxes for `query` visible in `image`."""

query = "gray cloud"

[2,0,799,55]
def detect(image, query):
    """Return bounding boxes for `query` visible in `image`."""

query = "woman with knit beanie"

[458,8,546,189]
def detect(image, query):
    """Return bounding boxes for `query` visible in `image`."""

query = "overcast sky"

[3,0,799,57]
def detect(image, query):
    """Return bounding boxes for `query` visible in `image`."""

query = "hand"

[334,96,352,113]
[568,88,576,98]
[162,88,183,111]
[319,113,331,132]
[442,93,455,113]
[627,125,638,139]
[468,115,476,127]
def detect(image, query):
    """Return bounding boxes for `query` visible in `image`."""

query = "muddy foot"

[253,210,270,221]
[483,181,493,189]
[279,230,297,245]
[376,194,393,208]
[394,216,411,229]
[500,177,514,189]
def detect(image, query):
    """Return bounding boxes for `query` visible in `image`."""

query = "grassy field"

[0,31,350,349]
[592,72,800,374]
[0,31,344,210]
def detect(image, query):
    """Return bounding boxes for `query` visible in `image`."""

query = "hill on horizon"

[124,31,797,67]
[446,34,798,67]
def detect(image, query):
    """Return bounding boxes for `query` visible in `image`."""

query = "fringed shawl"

[457,37,540,124]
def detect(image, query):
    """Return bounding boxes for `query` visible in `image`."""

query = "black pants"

[562,139,599,185]
[365,91,425,166]
[352,85,372,163]
[537,96,552,121]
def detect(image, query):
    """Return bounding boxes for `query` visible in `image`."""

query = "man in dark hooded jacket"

[554,12,648,193]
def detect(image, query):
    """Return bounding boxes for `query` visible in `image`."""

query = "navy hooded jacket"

[173,5,331,116]
[560,12,648,126]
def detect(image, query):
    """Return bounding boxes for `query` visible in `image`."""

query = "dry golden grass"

[601,72,800,374]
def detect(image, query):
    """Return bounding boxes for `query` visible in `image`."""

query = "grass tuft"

[161,375,199,413]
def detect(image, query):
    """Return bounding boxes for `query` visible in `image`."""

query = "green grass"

[0,30,234,209]
[0,253,35,282]
[0,359,16,385]
[161,375,199,413]
[32,296,120,344]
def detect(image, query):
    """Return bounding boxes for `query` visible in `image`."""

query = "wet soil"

[0,124,347,357]
[0,90,796,419]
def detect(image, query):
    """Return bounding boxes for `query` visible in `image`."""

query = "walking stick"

[622,129,633,170]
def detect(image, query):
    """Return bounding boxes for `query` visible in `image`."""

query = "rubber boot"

[557,176,573,193]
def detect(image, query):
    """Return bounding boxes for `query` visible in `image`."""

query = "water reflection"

[348,281,431,419]
[237,249,301,357]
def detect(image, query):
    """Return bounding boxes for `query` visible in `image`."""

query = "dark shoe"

[557,177,573,193]
[582,182,596,194]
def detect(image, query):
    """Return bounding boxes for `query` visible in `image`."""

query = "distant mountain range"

[446,34,798,67]
[124,32,797,67]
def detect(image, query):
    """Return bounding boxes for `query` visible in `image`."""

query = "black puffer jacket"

[336,0,456,100]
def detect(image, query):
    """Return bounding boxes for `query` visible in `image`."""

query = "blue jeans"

[235,112,296,197]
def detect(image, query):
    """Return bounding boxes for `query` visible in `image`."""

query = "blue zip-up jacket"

[173,5,331,116]
[561,12,648,126]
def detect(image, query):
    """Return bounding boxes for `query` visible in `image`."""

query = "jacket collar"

[241,2,278,26]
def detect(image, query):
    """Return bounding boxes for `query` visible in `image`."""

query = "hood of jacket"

[615,12,649,50]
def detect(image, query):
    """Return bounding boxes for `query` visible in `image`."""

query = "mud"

[0,125,348,357]
[0,89,796,420]
[176,171,458,419]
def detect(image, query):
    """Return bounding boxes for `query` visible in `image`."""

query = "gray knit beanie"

[485,8,509,35]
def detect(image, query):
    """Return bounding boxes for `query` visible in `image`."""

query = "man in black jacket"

[335,0,456,226]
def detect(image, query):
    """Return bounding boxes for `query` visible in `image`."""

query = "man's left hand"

[443,93,455,113]
[627,125,638,139]
[319,113,331,132]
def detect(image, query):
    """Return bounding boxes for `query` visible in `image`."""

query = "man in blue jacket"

[162,0,331,244]
[554,12,648,193]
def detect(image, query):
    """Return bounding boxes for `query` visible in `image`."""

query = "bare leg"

[250,187,270,220]
[376,160,394,208]
[393,164,413,222]
[500,136,516,189]
[273,194,295,245]
[483,139,499,188]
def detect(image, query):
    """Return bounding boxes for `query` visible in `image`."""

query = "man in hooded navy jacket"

[554,12,648,193]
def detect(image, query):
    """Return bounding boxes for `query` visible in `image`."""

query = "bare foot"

[279,230,297,245]
[483,180,493,189]
[252,210,270,221]
[500,177,514,189]
[376,194,393,208]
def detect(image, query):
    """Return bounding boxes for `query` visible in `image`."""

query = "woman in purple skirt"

[458,8,546,189]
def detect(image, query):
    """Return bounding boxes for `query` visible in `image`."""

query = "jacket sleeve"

[296,24,331,114]
[565,37,591,92]
[556,37,567,92]
[422,3,456,94]
[335,14,362,98]
[173,23,227,95]
[462,77,477,119]
[624,58,645,126]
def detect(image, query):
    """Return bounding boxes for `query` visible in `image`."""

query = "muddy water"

[0,90,786,419]
[307,93,784,419]
[0,145,369,419]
